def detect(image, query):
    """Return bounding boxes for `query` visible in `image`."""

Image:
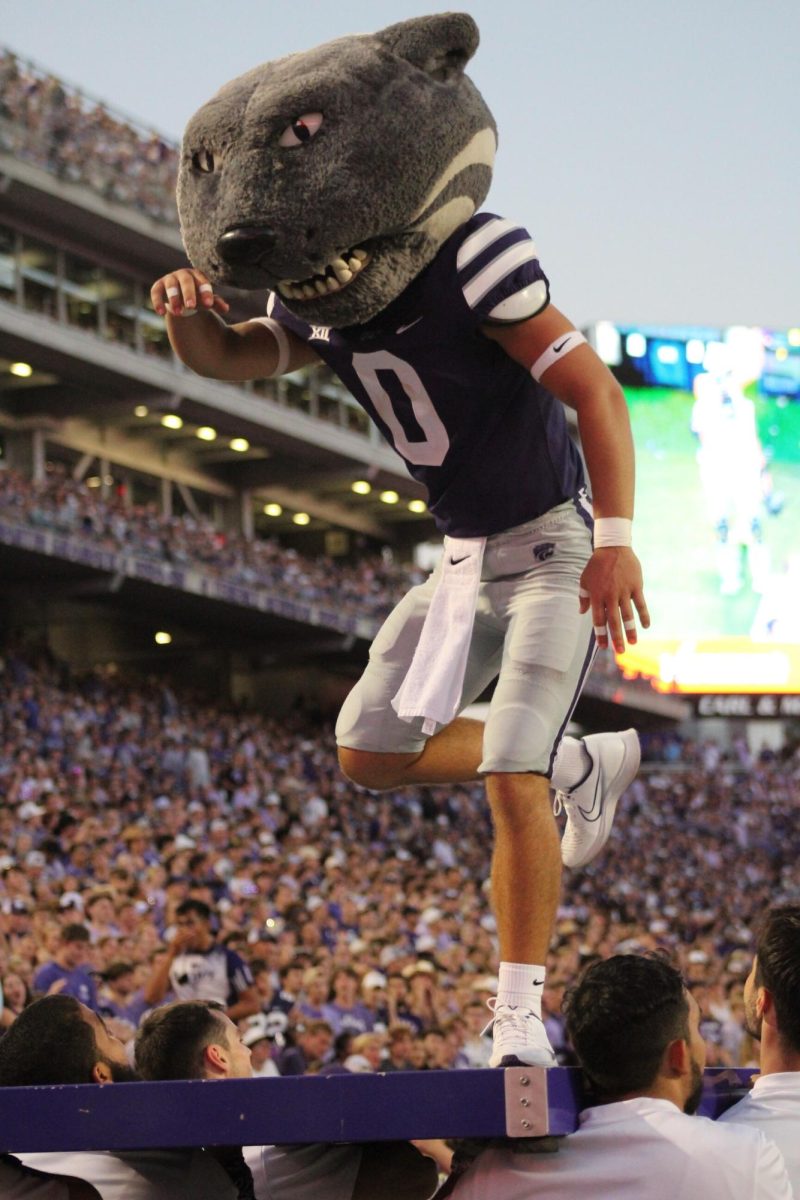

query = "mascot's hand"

[151,268,230,318]
[579,547,649,654]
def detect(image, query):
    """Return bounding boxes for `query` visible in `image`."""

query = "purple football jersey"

[268,213,586,537]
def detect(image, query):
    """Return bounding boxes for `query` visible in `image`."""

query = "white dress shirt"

[452,1096,792,1199]
[720,1072,800,1194]
[18,1150,235,1200]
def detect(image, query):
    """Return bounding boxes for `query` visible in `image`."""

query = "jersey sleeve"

[455,214,550,325]
[227,949,255,1001]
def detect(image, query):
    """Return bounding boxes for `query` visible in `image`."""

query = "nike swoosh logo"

[449,554,470,566]
[532,978,545,987]
[553,337,571,353]
[578,774,603,821]
[396,318,423,335]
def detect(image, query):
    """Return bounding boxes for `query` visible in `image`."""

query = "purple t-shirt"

[33,962,98,1010]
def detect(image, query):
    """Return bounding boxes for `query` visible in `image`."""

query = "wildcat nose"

[216,225,277,267]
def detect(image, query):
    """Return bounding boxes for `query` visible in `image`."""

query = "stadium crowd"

[0,47,178,224]
[0,467,423,625]
[0,643,797,1082]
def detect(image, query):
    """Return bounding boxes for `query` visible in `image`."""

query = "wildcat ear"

[376,13,479,81]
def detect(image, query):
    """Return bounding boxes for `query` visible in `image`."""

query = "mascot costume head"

[178,12,496,328]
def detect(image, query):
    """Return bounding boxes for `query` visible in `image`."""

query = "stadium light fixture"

[230,437,250,452]
[9,362,33,378]
[161,414,183,430]
[154,631,172,645]
[86,476,102,488]
[408,499,427,514]
[351,480,372,495]
[789,329,800,348]
[134,405,149,418]
[292,512,311,525]
[379,490,399,504]
[656,345,679,365]
[196,426,217,441]
[263,503,283,517]
[685,339,705,365]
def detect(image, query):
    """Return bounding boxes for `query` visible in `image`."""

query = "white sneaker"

[484,999,557,1068]
[554,729,640,870]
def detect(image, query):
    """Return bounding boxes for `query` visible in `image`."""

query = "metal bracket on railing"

[503,1066,549,1138]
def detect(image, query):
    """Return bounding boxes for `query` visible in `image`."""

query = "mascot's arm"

[151,268,319,381]
[483,305,650,653]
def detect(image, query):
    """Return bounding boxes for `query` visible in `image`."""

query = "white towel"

[392,536,486,735]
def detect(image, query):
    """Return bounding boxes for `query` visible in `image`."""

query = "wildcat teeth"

[277,247,370,300]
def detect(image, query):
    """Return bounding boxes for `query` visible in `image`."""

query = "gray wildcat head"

[178,13,496,327]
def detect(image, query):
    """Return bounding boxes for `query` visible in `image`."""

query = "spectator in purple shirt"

[33,924,98,1010]
[321,968,375,1036]
[96,962,148,1030]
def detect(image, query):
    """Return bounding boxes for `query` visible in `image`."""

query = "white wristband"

[594,517,632,547]
[254,317,291,377]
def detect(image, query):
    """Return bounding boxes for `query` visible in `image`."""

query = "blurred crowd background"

[0,47,178,223]
[1,637,797,1075]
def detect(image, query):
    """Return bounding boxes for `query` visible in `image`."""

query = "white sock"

[551,735,591,791]
[497,961,546,1018]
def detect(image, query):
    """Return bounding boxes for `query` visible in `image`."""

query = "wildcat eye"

[279,113,323,148]
[191,149,215,174]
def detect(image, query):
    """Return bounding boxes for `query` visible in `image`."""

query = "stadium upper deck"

[0,46,428,551]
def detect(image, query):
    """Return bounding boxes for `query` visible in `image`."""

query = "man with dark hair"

[0,996,235,1199]
[33,925,98,1010]
[0,995,136,1088]
[143,899,259,1021]
[135,1001,439,1200]
[720,902,800,1190]
[450,954,791,1198]
[136,1001,252,1084]
[136,1002,255,1200]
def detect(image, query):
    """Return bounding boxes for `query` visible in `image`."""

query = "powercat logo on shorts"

[532,542,555,562]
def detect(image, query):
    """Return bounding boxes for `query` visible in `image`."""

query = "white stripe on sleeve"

[462,240,540,309]
[456,217,520,271]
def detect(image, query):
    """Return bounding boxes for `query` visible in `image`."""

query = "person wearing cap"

[142,899,259,1022]
[360,970,389,1027]
[240,1015,280,1078]
[33,925,98,1010]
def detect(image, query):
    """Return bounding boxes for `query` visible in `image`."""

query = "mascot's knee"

[338,746,393,790]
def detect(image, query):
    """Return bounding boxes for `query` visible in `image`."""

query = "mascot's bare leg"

[340,738,560,1067]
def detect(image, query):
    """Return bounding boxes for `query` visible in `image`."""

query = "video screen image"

[589,322,800,693]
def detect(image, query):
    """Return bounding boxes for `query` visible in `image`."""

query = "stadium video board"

[589,321,800,694]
